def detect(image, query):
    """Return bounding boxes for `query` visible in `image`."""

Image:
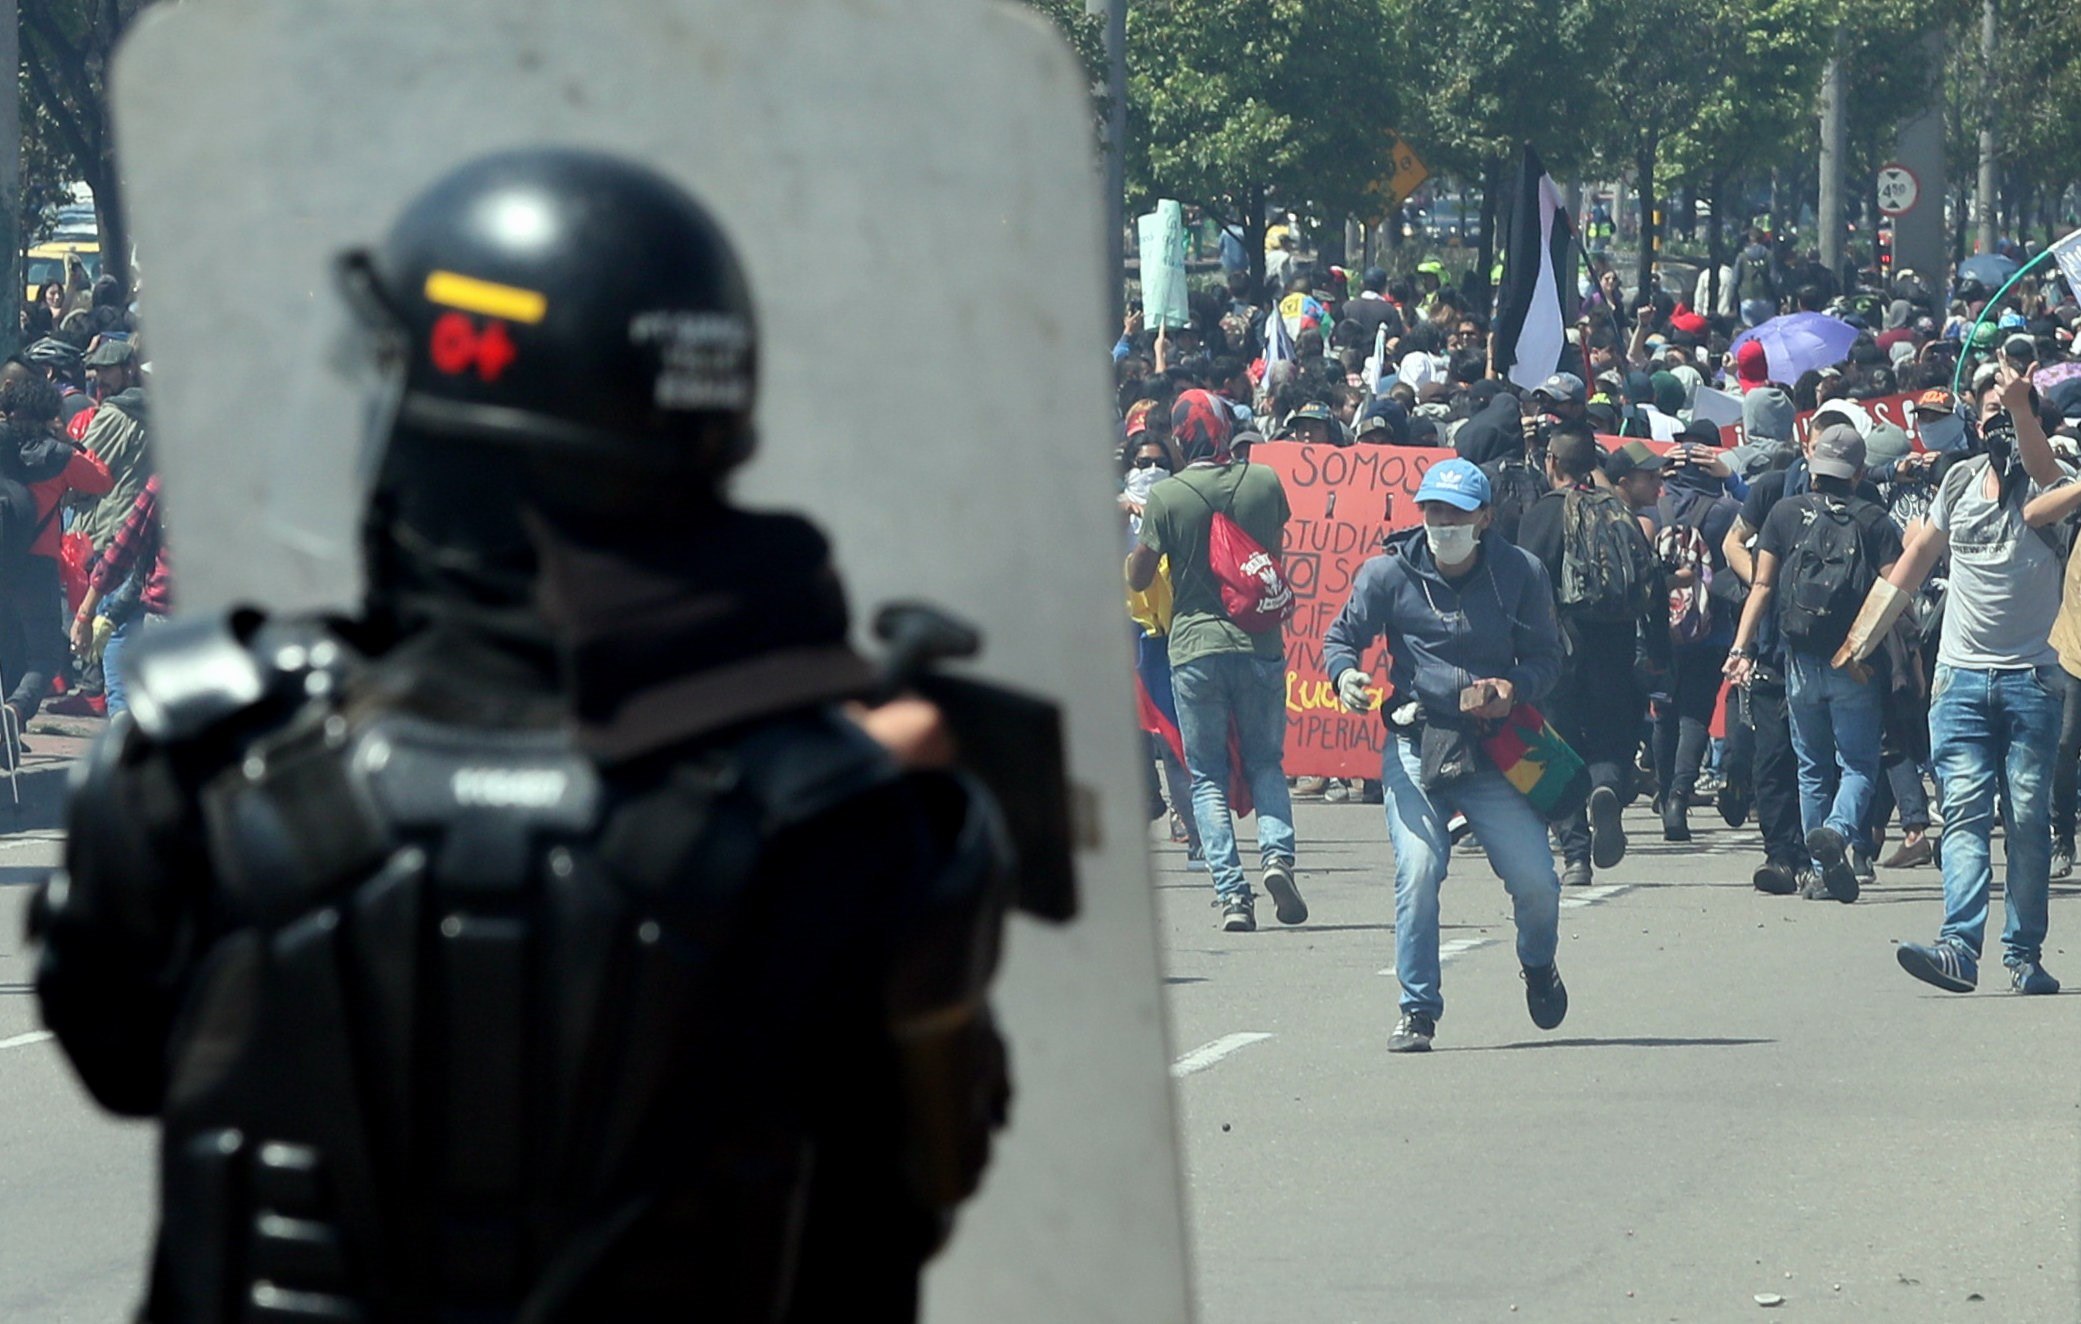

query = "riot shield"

[110,1,1192,1319]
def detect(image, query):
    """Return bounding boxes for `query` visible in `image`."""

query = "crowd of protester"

[0,267,164,759]
[1120,229,2081,1049]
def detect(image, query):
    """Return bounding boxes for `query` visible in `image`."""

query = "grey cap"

[1808,422,1867,479]
[1534,371,1587,405]
[1864,421,1912,467]
[83,338,135,367]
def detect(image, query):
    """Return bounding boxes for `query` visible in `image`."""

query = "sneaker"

[1562,859,1594,888]
[1218,893,1256,933]
[1292,776,1329,799]
[1387,1010,1436,1053]
[1795,868,1830,900]
[1261,859,1308,926]
[1716,778,1751,828]
[1751,860,1798,895]
[1521,963,1568,1030]
[1804,826,1859,902]
[2052,841,2074,882]
[1324,780,1350,803]
[1882,836,1933,869]
[1897,937,1977,992]
[1852,850,1876,885]
[2006,958,2060,995]
[1446,811,1473,845]
[1588,786,1627,869]
[1184,847,1208,873]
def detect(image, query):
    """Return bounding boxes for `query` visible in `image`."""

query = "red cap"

[1735,339,1769,386]
[1669,311,1709,337]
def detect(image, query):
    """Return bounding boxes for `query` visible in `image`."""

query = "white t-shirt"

[1929,455,2077,669]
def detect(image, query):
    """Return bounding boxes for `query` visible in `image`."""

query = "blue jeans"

[1929,664,2062,963]
[1784,650,1884,843]
[1171,653,1295,900]
[1380,732,1561,1019]
[101,611,167,717]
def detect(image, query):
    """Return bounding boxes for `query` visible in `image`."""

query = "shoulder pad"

[123,610,357,743]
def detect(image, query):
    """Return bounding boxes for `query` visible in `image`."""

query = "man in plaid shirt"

[71,474,168,716]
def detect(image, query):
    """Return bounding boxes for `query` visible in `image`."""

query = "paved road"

[4,730,2076,1321]
[1158,798,2080,1322]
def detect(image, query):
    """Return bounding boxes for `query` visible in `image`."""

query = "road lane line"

[1170,1032,1272,1077]
[1561,883,1636,910]
[0,1030,53,1051]
[1378,883,1639,974]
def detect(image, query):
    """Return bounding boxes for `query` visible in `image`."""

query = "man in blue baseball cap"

[1322,457,1570,1053]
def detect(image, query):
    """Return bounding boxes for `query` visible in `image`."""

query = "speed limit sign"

[1877,163,1920,216]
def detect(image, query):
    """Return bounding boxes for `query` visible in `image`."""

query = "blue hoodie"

[1323,525,1565,727]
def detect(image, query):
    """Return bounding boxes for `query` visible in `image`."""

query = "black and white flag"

[1493,145,1579,393]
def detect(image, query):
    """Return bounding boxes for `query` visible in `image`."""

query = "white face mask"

[1425,521,1479,564]
[1917,414,1968,453]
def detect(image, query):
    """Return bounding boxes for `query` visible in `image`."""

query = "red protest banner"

[1256,440,1443,778]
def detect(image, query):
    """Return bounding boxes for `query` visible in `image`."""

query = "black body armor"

[35,612,1013,1322]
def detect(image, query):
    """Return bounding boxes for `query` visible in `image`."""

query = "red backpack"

[1187,469,1294,633]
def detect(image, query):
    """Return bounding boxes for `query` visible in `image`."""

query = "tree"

[20,0,162,292]
[1582,0,1730,300]
[1402,0,1597,302]
[1123,0,1399,297]
[1662,0,1832,306]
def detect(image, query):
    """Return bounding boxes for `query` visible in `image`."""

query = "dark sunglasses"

[1132,456,1171,470]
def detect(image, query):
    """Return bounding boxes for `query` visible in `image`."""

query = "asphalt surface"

[1158,795,2081,1322]
[3,733,2077,1321]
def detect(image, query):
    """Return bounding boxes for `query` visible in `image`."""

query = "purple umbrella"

[1727,312,1860,384]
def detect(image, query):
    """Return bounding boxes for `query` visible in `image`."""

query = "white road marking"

[1561,883,1636,910]
[1170,1032,1273,1078]
[1378,882,1638,974]
[0,1030,53,1051]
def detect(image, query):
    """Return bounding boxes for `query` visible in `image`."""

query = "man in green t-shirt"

[1127,389,1303,933]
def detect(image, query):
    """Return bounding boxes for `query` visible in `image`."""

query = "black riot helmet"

[340,147,758,479]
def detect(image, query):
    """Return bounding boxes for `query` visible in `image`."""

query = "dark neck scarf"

[531,506,874,763]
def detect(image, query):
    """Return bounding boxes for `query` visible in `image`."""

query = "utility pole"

[0,0,19,360]
[1817,43,1845,281]
[1089,0,1127,328]
[1975,0,1998,253]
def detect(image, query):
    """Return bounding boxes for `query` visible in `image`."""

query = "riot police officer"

[32,149,1026,1322]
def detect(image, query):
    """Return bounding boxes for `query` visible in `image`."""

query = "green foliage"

[1121,0,1400,278]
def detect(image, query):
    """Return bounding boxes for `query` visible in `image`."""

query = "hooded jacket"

[76,387,150,553]
[1452,393,1523,467]
[1323,525,1563,728]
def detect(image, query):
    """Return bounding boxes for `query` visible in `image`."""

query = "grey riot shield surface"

[109,1,1191,1319]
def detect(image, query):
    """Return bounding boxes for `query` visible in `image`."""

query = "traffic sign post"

[1876,162,1920,217]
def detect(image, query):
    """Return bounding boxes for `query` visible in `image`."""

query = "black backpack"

[0,475,54,571]
[1483,456,1549,544]
[1776,493,1873,655]
[1734,250,1774,304]
[1558,488,1659,623]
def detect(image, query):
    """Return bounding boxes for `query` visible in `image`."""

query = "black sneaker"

[1261,859,1308,926]
[1218,893,1256,933]
[1751,861,1797,895]
[1804,826,1859,902]
[1387,1011,1436,1053]
[2053,841,2074,882]
[1522,963,1568,1030]
[1897,937,1977,992]
[1562,859,1593,888]
[1716,778,1751,828]
[2006,957,2059,995]
[1852,849,1876,885]
[1588,786,1627,869]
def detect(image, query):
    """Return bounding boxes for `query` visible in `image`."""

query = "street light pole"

[0,0,19,360]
